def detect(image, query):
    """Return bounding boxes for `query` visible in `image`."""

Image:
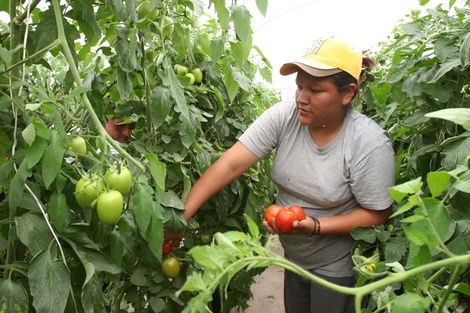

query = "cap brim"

[280,62,343,77]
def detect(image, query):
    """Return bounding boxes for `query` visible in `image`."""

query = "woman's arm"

[265,206,393,236]
[183,141,261,221]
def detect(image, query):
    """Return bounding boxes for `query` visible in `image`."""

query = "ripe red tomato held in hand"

[274,209,298,233]
[288,205,306,221]
[96,190,124,225]
[264,205,283,227]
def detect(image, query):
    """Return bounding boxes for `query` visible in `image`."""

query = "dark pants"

[284,269,356,313]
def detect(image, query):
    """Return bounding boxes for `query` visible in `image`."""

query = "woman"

[172,37,395,313]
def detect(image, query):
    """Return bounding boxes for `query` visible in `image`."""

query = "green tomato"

[185,73,195,85]
[162,16,174,38]
[75,176,104,210]
[176,64,188,76]
[149,7,160,21]
[104,165,132,195]
[137,0,150,20]
[200,233,212,245]
[69,136,87,154]
[192,68,203,84]
[96,190,124,225]
[162,257,180,278]
[145,49,156,61]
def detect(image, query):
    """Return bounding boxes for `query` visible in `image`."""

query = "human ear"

[342,84,357,105]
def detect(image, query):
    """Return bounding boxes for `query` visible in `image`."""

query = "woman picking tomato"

[167,37,395,313]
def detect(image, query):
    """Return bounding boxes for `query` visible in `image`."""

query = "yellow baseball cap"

[280,37,362,81]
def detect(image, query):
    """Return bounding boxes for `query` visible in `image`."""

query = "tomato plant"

[274,209,297,233]
[287,205,306,221]
[162,257,181,278]
[69,136,87,155]
[264,204,283,227]
[0,0,278,311]
[104,165,132,195]
[74,176,104,210]
[96,190,124,225]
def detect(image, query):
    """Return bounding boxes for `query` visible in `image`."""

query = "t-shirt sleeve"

[238,101,291,159]
[350,142,395,211]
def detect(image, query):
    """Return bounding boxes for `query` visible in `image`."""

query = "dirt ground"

[230,236,285,313]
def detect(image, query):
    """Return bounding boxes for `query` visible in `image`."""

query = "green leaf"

[9,159,32,212]
[145,202,164,260]
[47,191,69,231]
[151,86,173,129]
[25,137,46,169]
[244,214,259,239]
[144,153,166,197]
[210,38,224,63]
[350,227,377,244]
[427,171,451,197]
[41,130,67,189]
[231,5,252,44]
[211,0,230,31]
[15,212,54,257]
[67,0,101,42]
[454,170,470,193]
[130,269,148,286]
[391,292,430,313]
[255,0,268,16]
[389,177,423,203]
[0,279,29,313]
[81,275,106,313]
[131,182,154,235]
[22,123,36,146]
[180,117,197,149]
[188,245,222,269]
[426,108,470,132]
[29,250,70,313]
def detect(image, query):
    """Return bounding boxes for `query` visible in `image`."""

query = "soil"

[230,236,285,313]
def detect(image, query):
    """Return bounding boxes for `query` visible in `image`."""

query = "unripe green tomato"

[96,190,124,225]
[162,257,180,278]
[162,16,174,38]
[145,49,156,61]
[137,1,150,20]
[75,177,104,210]
[200,233,212,244]
[149,8,160,21]
[185,73,195,85]
[104,166,132,195]
[192,68,203,84]
[69,136,87,154]
[176,65,188,76]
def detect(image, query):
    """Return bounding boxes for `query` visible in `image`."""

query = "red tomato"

[264,205,283,227]
[274,209,297,233]
[162,242,172,256]
[288,205,306,221]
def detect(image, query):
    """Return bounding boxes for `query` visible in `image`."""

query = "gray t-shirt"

[239,100,395,277]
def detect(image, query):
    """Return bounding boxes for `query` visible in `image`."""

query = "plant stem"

[50,0,145,171]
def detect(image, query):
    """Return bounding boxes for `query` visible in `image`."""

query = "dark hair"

[330,55,376,98]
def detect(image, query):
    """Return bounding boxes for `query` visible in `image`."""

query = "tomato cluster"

[74,164,132,225]
[264,204,306,233]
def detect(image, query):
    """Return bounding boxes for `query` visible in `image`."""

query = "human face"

[294,70,355,129]
[105,118,135,143]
